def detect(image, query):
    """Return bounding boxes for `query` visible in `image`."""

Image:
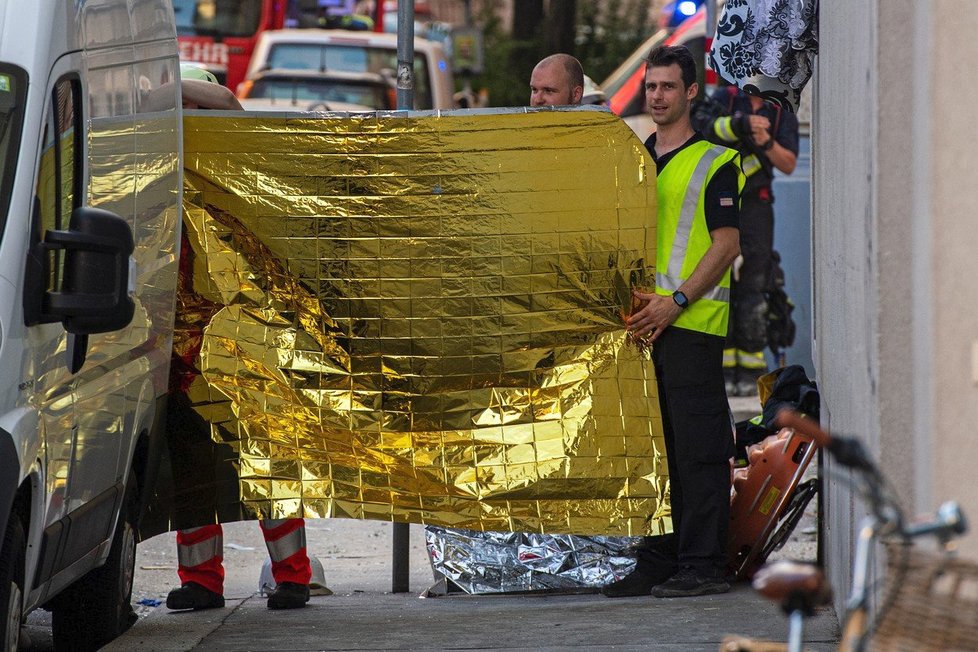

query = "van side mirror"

[24,206,135,335]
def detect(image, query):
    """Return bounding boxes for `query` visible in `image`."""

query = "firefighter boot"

[267,582,310,610]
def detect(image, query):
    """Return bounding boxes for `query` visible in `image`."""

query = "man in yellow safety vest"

[603,44,744,599]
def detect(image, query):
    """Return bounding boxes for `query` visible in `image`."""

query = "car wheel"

[0,515,25,652]
[51,473,138,651]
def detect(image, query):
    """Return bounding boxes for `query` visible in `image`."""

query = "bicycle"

[722,410,976,652]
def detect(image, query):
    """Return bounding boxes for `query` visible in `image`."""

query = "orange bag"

[727,427,817,579]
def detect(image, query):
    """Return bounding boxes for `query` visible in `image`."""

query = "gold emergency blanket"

[166,108,668,537]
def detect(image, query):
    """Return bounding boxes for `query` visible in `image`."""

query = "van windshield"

[0,64,27,245]
[172,0,264,38]
[265,42,433,109]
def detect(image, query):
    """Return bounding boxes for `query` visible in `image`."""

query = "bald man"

[529,53,584,107]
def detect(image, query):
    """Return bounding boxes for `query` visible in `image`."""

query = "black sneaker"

[166,582,225,610]
[601,564,675,598]
[267,582,310,610]
[651,566,730,598]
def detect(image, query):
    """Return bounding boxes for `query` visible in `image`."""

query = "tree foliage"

[575,0,656,82]
[466,0,657,108]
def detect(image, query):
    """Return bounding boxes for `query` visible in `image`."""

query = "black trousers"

[728,186,775,353]
[638,327,733,573]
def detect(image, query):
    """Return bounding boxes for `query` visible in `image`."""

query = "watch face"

[673,291,688,308]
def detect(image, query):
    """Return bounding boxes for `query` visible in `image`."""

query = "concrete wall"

[922,1,978,548]
[814,0,978,616]
[813,0,877,605]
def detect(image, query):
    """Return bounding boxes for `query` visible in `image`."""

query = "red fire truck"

[174,0,289,90]
[175,1,380,90]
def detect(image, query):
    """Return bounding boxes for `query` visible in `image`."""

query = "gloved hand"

[731,112,752,139]
[712,111,754,146]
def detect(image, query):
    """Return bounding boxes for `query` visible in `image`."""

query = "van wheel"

[51,474,138,651]
[0,516,25,652]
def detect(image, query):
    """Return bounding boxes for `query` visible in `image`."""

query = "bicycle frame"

[769,412,967,652]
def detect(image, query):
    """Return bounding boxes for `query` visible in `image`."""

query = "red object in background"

[704,35,717,86]
[176,0,287,91]
[374,0,384,31]
[607,6,706,118]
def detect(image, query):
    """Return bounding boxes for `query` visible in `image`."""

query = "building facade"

[814,0,978,614]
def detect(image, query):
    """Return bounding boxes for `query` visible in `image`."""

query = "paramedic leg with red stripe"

[261,518,312,609]
[167,518,310,610]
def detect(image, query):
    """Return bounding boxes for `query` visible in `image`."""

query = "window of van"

[35,77,83,293]
[265,43,433,109]
[0,64,27,244]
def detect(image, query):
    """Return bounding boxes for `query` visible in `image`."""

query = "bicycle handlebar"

[776,409,876,472]
[775,410,833,448]
[775,409,968,542]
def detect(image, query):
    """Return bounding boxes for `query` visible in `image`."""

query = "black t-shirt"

[644,132,740,232]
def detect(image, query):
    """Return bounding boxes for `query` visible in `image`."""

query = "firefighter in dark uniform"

[702,86,799,396]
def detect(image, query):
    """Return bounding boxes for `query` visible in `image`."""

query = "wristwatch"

[672,290,689,309]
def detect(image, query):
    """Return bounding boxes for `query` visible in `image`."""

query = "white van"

[242,29,456,110]
[0,0,181,648]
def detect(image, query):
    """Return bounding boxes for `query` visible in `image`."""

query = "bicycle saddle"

[752,560,832,615]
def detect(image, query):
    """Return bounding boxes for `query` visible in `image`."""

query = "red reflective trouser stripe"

[260,518,311,585]
[176,524,225,595]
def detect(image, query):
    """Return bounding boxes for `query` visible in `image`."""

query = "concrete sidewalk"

[103,581,837,651]
[96,395,836,651]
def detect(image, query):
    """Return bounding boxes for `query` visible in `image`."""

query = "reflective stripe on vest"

[656,271,730,302]
[654,141,741,336]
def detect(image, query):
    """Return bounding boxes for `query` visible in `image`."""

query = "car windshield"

[265,42,433,109]
[250,77,392,109]
[0,64,27,245]
[172,0,264,38]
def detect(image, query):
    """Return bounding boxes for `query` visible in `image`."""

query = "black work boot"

[166,582,225,610]
[601,563,676,598]
[267,582,310,610]
[651,566,730,598]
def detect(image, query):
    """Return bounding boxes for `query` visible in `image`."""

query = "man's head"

[529,54,584,107]
[179,63,243,111]
[644,45,698,127]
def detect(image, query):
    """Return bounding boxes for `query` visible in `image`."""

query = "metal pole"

[392,521,410,593]
[462,0,474,106]
[395,0,416,110]
[704,0,718,95]
[391,0,415,596]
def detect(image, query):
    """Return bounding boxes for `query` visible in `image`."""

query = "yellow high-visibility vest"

[655,140,743,336]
